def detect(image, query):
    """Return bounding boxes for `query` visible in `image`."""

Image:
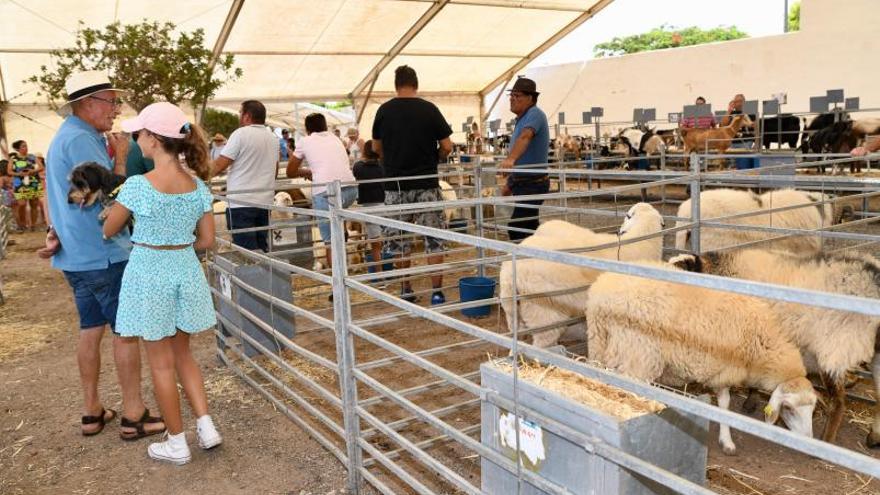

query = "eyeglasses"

[509,92,527,100]
[89,95,124,107]
[132,130,149,141]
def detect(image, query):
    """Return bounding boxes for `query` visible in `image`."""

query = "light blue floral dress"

[114,174,216,340]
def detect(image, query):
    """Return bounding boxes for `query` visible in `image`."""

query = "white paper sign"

[498,412,546,468]
[219,272,232,300]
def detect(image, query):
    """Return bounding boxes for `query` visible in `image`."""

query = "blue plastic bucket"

[459,276,496,318]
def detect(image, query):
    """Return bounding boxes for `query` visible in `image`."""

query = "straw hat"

[212,133,227,143]
[57,70,125,117]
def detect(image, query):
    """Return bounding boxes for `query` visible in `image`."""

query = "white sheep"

[673,249,880,446]
[499,203,665,348]
[674,188,853,254]
[438,180,460,224]
[586,260,818,454]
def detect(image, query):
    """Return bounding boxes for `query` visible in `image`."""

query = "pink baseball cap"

[121,101,190,139]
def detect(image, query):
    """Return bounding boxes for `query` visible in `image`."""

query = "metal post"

[328,180,363,493]
[559,164,567,223]
[689,154,702,254]
[660,146,667,205]
[474,158,486,277]
[784,0,789,33]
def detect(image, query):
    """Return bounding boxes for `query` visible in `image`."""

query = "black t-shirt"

[372,97,452,191]
[352,159,386,204]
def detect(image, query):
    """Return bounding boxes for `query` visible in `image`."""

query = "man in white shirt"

[213,100,279,251]
[286,113,357,269]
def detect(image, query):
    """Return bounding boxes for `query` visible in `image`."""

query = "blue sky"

[533,0,791,67]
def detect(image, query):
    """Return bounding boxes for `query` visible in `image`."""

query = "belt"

[133,242,192,251]
[509,174,549,185]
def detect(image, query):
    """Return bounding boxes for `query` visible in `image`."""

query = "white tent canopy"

[1,0,612,104]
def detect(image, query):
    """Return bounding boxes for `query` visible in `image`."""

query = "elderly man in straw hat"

[39,70,166,440]
[210,133,227,161]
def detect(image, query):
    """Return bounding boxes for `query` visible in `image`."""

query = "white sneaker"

[196,415,223,450]
[148,432,191,465]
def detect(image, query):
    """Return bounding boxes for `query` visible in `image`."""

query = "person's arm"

[372,139,383,158]
[500,128,536,169]
[213,156,233,176]
[720,101,736,127]
[438,137,453,161]
[286,154,311,179]
[6,160,17,177]
[852,136,880,156]
[102,202,131,238]
[107,132,129,176]
[193,212,215,250]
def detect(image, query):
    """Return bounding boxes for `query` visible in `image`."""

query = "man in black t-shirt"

[372,65,453,304]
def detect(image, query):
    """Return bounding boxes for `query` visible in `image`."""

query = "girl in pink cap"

[103,102,221,465]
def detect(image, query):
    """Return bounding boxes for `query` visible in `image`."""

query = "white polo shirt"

[221,124,279,208]
[293,131,355,196]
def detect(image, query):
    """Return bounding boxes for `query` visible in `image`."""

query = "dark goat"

[760,114,801,149]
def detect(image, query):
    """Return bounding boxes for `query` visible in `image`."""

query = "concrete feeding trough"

[480,359,708,494]
[213,251,295,358]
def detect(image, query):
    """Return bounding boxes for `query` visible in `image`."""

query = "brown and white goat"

[682,114,753,154]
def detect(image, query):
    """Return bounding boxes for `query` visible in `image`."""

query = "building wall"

[487,0,880,131]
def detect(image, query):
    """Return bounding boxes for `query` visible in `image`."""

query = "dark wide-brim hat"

[57,70,126,117]
[508,77,539,96]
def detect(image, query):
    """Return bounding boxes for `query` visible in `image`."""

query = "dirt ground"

[0,232,353,495]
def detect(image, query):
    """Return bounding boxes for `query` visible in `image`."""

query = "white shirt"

[293,131,356,196]
[221,125,279,208]
[210,143,225,161]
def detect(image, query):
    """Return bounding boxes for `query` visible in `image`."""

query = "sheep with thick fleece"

[499,203,664,348]
[674,188,853,254]
[586,261,817,454]
[672,249,880,446]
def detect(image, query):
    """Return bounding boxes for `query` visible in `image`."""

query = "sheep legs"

[867,352,880,448]
[716,387,737,455]
[741,388,760,414]
[820,372,846,443]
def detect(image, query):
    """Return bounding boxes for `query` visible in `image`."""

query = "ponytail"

[181,123,211,181]
[157,122,212,181]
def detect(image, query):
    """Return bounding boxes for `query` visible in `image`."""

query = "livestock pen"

[207,152,880,494]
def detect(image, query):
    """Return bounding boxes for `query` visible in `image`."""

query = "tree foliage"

[26,21,242,112]
[201,108,240,139]
[593,25,749,57]
[788,2,801,31]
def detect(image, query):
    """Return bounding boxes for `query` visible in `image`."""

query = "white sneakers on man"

[196,415,223,450]
[148,431,192,465]
[148,416,222,465]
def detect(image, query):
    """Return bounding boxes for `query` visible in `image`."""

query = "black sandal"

[81,408,117,436]
[119,408,166,441]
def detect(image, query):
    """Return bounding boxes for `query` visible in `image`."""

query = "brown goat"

[681,114,753,154]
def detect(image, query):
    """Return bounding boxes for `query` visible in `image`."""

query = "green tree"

[788,2,801,31]
[593,25,749,57]
[201,108,240,139]
[26,20,242,115]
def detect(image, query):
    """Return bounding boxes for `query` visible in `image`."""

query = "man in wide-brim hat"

[499,76,550,242]
[41,70,166,440]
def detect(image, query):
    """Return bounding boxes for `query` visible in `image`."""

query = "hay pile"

[493,359,666,420]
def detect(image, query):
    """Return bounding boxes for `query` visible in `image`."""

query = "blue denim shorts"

[312,186,358,244]
[63,261,127,332]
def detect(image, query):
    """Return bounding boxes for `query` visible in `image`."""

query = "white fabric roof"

[0,0,613,105]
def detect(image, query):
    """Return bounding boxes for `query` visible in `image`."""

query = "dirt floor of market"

[0,232,359,495]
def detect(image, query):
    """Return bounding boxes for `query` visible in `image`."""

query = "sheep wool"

[586,261,816,454]
[499,203,665,348]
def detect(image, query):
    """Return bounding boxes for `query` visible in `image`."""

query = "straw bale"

[493,359,665,420]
